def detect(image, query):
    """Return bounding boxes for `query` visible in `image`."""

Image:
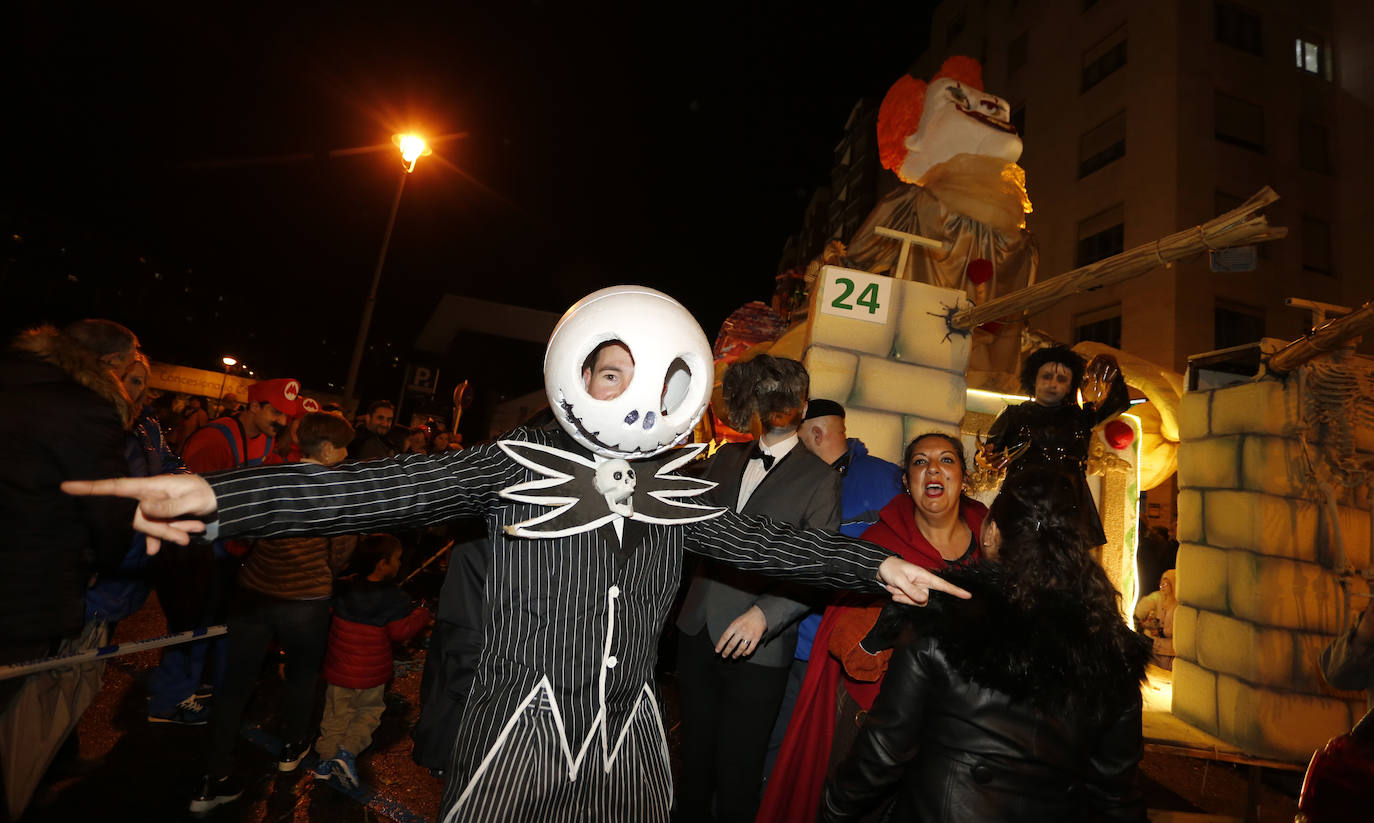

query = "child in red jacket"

[315,534,431,788]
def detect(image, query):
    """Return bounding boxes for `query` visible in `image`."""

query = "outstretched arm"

[65,438,528,554]
[681,508,969,607]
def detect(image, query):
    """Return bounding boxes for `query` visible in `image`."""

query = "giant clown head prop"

[544,285,715,459]
[878,56,1023,185]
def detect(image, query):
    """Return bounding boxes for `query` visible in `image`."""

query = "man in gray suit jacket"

[674,355,841,822]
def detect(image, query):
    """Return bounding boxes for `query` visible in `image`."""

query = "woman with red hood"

[758,432,985,823]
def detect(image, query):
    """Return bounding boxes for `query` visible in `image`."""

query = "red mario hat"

[247,378,301,416]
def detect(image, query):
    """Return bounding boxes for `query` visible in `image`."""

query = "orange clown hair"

[877,56,985,175]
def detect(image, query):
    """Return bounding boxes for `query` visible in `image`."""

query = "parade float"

[716,58,1278,616]
[713,55,1374,792]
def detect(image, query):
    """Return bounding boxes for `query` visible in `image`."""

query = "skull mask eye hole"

[613,471,623,480]
[661,357,692,416]
[581,340,635,402]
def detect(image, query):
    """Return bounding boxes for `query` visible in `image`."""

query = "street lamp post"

[342,133,432,409]
[218,356,237,400]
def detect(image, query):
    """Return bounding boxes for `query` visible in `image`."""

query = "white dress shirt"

[738,432,799,508]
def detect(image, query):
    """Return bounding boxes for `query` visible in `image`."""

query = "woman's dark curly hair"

[721,354,809,432]
[989,468,1127,645]
[1019,345,1086,397]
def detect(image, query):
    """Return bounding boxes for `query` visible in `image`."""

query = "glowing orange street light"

[344,132,434,406]
[392,132,432,173]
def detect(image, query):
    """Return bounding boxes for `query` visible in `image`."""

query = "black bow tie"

[749,443,775,470]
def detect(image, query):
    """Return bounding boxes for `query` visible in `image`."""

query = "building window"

[1214,301,1265,349]
[1302,216,1333,276]
[1295,38,1327,76]
[1074,306,1123,349]
[1010,103,1026,137]
[1076,204,1125,267]
[1007,31,1028,73]
[1299,120,1330,173]
[946,9,966,46]
[1215,91,1265,152]
[1079,111,1126,178]
[1215,2,1262,56]
[1082,33,1127,92]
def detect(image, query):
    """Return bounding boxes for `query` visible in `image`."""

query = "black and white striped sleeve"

[681,508,888,592]
[205,439,523,540]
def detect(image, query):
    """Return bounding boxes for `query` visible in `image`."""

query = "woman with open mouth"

[759,432,987,823]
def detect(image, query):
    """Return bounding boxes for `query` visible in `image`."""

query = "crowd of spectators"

[0,319,442,819]
[0,317,1230,822]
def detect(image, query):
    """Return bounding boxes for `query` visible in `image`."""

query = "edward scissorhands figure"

[976,345,1128,546]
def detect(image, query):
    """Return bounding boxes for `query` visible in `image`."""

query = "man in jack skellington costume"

[63,286,969,823]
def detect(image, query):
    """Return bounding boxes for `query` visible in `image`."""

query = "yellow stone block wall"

[1173,372,1369,761]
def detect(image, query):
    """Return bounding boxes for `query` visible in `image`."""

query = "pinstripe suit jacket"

[204,426,892,820]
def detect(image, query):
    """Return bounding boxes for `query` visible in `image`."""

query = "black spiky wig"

[1019,345,1086,397]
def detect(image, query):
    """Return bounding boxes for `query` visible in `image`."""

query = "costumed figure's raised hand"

[969,433,1030,493]
[877,557,972,607]
[1080,354,1121,409]
[62,474,217,555]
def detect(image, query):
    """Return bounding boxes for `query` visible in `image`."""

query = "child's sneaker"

[149,696,209,726]
[278,739,308,772]
[330,749,359,789]
[312,758,333,782]
[188,774,244,813]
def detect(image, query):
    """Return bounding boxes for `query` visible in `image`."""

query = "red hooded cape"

[756,492,987,823]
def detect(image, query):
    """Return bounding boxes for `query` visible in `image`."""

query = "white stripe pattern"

[204,427,892,822]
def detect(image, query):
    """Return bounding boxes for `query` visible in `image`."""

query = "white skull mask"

[544,286,714,459]
[593,459,636,516]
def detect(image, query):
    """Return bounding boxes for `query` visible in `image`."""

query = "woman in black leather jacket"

[821,468,1151,822]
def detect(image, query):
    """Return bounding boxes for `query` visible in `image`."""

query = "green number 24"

[830,278,881,314]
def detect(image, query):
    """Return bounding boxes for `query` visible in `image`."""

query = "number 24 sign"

[818,267,891,325]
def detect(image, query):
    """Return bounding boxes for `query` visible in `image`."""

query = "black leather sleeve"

[1083,690,1148,822]
[819,638,938,822]
[858,601,912,654]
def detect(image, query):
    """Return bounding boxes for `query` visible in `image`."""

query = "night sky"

[4,1,932,418]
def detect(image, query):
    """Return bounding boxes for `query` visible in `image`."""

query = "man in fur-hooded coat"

[0,321,138,665]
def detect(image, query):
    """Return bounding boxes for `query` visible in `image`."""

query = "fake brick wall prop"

[801,266,972,465]
[1201,490,1322,562]
[1175,543,1228,613]
[1173,368,1373,762]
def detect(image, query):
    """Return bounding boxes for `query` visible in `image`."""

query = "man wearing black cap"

[796,399,905,538]
[762,398,904,779]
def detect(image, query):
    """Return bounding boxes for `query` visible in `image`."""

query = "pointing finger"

[921,573,971,600]
[62,478,148,499]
